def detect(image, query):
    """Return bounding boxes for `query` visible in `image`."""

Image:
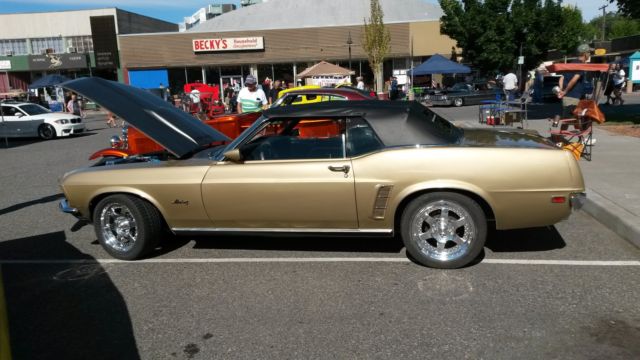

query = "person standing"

[268,79,283,105]
[612,64,626,105]
[223,83,235,112]
[502,70,518,102]
[557,44,592,117]
[66,94,83,118]
[389,76,398,100]
[237,75,268,113]
[356,76,365,90]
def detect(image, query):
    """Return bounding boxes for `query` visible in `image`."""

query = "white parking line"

[0,258,639,266]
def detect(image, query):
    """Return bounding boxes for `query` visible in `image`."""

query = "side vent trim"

[372,185,393,219]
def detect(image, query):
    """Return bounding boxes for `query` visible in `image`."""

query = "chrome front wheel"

[401,192,487,268]
[93,194,163,260]
[100,202,138,253]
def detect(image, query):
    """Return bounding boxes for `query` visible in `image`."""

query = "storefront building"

[118,0,457,94]
[0,8,177,93]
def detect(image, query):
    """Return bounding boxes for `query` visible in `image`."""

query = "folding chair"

[549,100,604,161]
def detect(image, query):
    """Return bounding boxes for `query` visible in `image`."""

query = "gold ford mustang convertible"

[59,78,585,268]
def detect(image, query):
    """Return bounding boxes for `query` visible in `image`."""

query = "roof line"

[118,19,439,37]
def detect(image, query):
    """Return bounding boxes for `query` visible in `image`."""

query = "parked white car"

[0,102,85,140]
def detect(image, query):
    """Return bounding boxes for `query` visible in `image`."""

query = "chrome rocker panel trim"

[172,227,394,237]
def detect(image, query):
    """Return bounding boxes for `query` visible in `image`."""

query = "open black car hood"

[63,77,230,158]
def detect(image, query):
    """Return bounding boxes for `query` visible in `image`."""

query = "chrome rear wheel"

[401,192,487,268]
[410,200,475,262]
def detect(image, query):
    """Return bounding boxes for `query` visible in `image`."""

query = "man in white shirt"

[502,70,518,101]
[356,76,365,90]
[237,75,268,113]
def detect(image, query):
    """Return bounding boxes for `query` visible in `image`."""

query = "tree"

[362,0,390,94]
[439,0,590,75]
[586,12,640,40]
[611,0,640,20]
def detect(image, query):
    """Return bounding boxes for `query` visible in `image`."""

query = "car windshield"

[19,104,50,115]
[450,83,469,91]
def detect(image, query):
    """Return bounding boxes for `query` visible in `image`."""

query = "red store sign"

[192,37,264,52]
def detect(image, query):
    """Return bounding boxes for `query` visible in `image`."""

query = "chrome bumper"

[570,192,586,211]
[59,199,80,217]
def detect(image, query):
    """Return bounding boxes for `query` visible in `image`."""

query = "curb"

[580,188,640,249]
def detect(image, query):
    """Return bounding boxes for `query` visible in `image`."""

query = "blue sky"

[0,0,618,24]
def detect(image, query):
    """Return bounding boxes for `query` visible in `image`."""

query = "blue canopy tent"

[407,54,471,75]
[28,74,72,89]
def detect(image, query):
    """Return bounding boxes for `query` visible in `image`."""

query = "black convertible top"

[263,100,461,146]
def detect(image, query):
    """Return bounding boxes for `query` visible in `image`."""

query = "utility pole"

[347,31,353,83]
[598,4,608,41]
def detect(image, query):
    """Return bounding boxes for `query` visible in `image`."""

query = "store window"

[65,36,94,53]
[30,37,64,54]
[0,39,28,55]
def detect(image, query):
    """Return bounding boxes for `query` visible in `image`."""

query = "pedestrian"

[223,82,235,112]
[356,76,365,90]
[189,87,201,114]
[159,83,169,102]
[389,76,398,100]
[502,69,518,102]
[66,93,83,118]
[557,44,592,117]
[268,79,283,104]
[237,75,268,113]
[611,63,626,105]
[106,111,117,128]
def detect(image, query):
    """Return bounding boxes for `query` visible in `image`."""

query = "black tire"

[400,192,486,269]
[38,124,56,140]
[93,194,163,260]
[453,98,464,107]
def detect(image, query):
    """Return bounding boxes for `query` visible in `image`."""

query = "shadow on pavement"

[527,103,562,120]
[485,226,566,252]
[0,231,140,360]
[600,103,640,123]
[169,235,405,254]
[0,132,98,149]
[0,138,41,149]
[0,193,63,217]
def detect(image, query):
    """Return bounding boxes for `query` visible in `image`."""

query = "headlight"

[110,135,122,148]
[55,119,69,124]
[442,95,447,100]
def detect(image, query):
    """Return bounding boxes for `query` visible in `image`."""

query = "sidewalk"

[447,99,640,249]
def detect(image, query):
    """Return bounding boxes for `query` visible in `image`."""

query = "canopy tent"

[407,54,471,75]
[29,74,72,89]
[297,61,355,78]
[297,61,355,87]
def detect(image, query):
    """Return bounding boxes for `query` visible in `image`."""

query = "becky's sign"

[192,37,264,52]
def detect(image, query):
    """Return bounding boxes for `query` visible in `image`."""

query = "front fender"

[89,148,134,160]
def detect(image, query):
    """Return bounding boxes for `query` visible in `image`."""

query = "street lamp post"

[347,31,353,83]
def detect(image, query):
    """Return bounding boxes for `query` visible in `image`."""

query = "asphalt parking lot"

[1,112,639,359]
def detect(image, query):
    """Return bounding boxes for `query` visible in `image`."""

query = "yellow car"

[277,85,321,104]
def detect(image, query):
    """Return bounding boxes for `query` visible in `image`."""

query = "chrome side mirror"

[223,149,243,163]
[16,112,24,118]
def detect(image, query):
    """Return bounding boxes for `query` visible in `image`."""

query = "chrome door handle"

[328,165,350,173]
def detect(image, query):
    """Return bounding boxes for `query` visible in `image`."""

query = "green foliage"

[586,12,640,40]
[439,0,591,74]
[611,0,640,20]
[362,0,391,91]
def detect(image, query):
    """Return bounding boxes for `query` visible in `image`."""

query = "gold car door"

[201,118,358,230]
